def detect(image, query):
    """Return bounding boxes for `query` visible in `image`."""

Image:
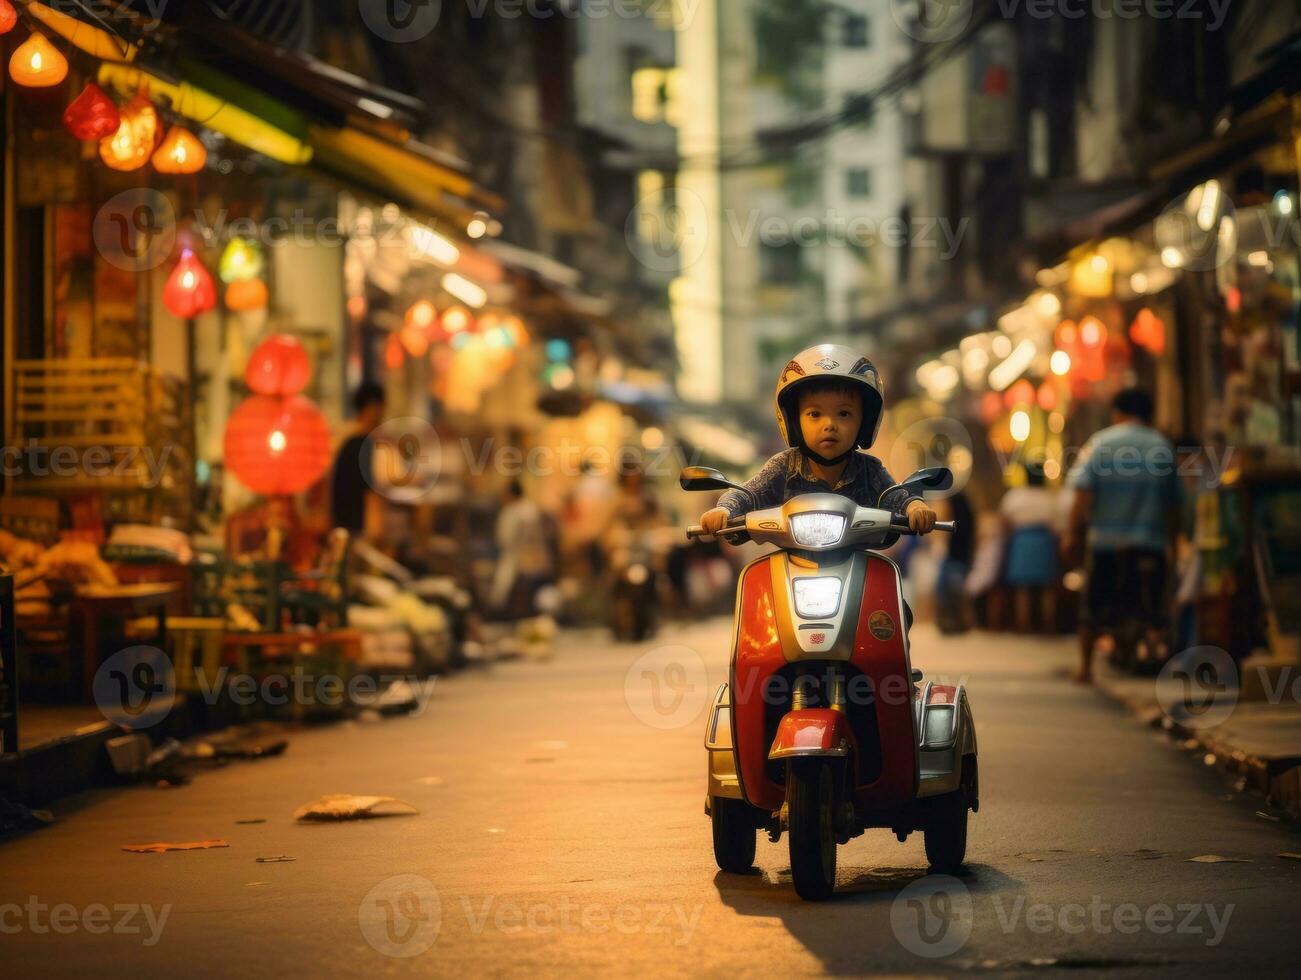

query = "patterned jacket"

[718,448,921,519]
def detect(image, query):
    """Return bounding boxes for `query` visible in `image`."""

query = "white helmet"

[775,344,884,452]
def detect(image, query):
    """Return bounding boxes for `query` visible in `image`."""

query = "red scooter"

[684,464,978,900]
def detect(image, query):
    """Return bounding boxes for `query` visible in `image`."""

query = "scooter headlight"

[792,576,843,618]
[789,513,846,547]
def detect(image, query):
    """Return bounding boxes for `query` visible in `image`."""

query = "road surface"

[2,619,1299,977]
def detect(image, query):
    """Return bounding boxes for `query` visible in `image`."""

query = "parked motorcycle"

[683,464,979,900]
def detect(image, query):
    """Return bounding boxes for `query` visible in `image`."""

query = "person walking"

[329,382,386,539]
[1000,460,1062,634]
[1064,388,1181,683]
[492,480,554,620]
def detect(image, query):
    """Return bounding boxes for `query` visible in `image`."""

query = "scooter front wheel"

[787,758,837,900]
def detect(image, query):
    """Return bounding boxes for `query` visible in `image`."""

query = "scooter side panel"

[730,556,788,812]
[849,553,920,809]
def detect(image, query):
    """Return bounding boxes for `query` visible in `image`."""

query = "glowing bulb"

[1050,350,1071,376]
[1010,410,1031,443]
[269,430,287,453]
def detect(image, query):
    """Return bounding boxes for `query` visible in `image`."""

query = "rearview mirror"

[679,466,744,493]
[900,466,953,494]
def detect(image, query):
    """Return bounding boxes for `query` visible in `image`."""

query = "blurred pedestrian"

[329,382,385,539]
[935,490,975,634]
[1065,388,1181,683]
[1000,460,1062,634]
[492,480,554,620]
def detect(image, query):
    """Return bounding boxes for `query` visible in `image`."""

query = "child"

[699,344,938,535]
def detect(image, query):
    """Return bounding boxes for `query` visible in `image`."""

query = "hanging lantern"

[99,91,158,172]
[163,248,217,318]
[223,394,331,496]
[152,124,207,174]
[384,332,405,371]
[1128,308,1166,356]
[404,300,441,347]
[63,82,120,140]
[246,334,310,396]
[0,0,18,35]
[441,306,474,335]
[226,278,268,312]
[219,237,264,283]
[10,32,68,87]
[399,323,430,358]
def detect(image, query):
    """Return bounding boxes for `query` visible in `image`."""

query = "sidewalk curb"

[1092,666,1301,822]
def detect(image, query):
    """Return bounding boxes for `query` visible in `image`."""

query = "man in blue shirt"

[1065,388,1180,682]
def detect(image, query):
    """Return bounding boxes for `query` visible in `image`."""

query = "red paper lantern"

[246,334,310,396]
[384,333,405,371]
[63,82,120,140]
[0,0,17,35]
[163,248,217,317]
[224,394,331,496]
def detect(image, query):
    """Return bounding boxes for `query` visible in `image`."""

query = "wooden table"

[72,583,178,703]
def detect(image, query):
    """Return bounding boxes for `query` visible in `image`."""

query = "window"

[843,13,870,48]
[760,240,803,285]
[846,168,872,198]
[843,93,874,127]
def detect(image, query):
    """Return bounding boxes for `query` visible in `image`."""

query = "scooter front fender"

[768,708,856,761]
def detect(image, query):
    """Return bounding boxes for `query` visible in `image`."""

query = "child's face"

[798,389,862,459]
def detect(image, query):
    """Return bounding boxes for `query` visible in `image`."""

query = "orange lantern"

[0,1,17,35]
[1036,381,1058,412]
[99,91,158,172]
[1128,308,1166,356]
[441,306,474,335]
[163,248,217,318]
[10,32,68,87]
[63,82,120,140]
[384,332,405,371]
[246,334,310,396]
[152,125,207,174]
[223,394,331,496]
[1004,378,1035,408]
[400,323,430,358]
[225,278,268,312]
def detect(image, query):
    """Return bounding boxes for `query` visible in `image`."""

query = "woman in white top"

[1000,461,1063,634]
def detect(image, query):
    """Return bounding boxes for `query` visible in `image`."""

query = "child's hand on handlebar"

[700,507,731,535]
[906,500,938,534]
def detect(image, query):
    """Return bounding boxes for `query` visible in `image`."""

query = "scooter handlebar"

[687,519,956,539]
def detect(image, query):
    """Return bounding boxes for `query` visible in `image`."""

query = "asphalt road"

[2,619,1299,978]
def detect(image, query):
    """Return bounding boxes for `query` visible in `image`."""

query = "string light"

[10,32,68,87]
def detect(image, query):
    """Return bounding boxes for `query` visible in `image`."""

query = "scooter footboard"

[768,708,854,760]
